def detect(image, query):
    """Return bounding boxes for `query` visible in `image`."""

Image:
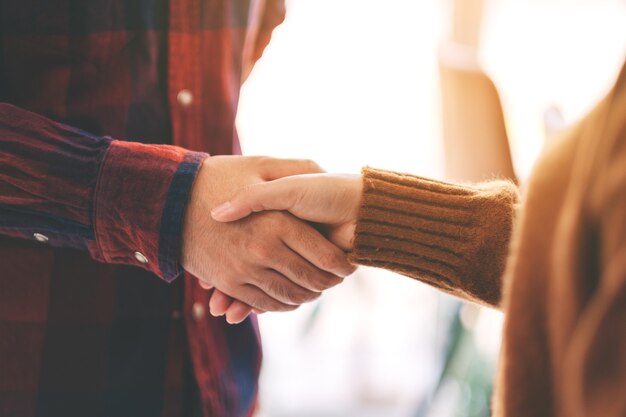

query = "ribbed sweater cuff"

[350,167,519,307]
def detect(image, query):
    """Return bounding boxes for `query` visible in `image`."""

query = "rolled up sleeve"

[0,102,206,282]
[92,140,206,281]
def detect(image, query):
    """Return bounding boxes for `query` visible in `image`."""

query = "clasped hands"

[181,156,362,324]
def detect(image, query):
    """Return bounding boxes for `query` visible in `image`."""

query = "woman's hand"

[211,173,362,250]
[209,173,363,323]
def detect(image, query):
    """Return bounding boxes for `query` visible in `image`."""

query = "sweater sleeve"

[349,167,519,307]
[0,103,207,282]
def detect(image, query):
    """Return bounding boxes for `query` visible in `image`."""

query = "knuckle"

[241,289,273,311]
[247,240,271,260]
[272,301,298,312]
[266,275,314,305]
[262,296,292,312]
[324,273,343,289]
[288,262,309,283]
[316,271,344,291]
[265,214,284,229]
[257,156,281,172]
[285,262,329,297]
[252,156,268,166]
[231,262,249,278]
[291,286,317,304]
[310,274,334,292]
[291,224,309,242]
[302,159,322,173]
[306,272,329,292]
[266,278,287,299]
[219,279,237,295]
[256,211,285,230]
[248,295,270,311]
[299,290,320,304]
[318,249,343,271]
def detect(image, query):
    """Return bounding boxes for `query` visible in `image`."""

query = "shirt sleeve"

[349,167,520,308]
[0,103,207,282]
[254,0,285,62]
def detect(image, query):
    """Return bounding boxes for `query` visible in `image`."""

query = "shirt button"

[192,302,205,320]
[33,233,49,243]
[134,251,149,264]
[177,89,193,107]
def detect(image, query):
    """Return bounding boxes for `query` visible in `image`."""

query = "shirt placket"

[168,0,203,151]
[164,1,207,415]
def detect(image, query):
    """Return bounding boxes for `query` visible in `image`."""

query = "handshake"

[181,156,363,324]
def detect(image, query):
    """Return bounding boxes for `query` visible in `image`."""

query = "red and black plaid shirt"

[0,1,285,416]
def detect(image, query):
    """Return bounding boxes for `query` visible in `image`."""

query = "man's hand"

[181,157,356,314]
[207,173,363,323]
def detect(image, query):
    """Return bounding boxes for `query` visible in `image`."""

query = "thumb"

[258,157,324,180]
[211,180,297,222]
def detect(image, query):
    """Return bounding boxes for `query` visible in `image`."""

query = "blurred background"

[236,0,626,416]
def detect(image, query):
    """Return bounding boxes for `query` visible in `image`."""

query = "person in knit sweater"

[208,61,626,417]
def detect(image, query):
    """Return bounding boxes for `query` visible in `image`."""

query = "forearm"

[350,167,519,308]
[0,103,206,281]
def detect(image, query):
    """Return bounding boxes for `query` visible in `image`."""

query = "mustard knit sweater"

[350,63,626,417]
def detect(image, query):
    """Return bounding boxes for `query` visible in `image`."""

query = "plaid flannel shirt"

[0,1,285,416]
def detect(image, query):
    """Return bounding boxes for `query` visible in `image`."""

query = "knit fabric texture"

[351,167,518,307]
[349,60,626,417]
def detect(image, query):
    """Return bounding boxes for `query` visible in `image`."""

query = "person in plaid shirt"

[0,1,355,416]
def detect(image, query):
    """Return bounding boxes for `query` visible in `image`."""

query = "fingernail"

[211,202,232,218]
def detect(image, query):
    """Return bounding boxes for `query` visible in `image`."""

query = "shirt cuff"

[90,140,207,282]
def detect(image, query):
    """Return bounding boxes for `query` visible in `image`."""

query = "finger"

[282,221,356,279]
[211,180,296,222]
[250,267,321,306]
[329,221,358,252]
[209,289,234,317]
[224,301,254,324]
[235,283,300,312]
[199,280,214,290]
[258,157,324,180]
[270,243,344,293]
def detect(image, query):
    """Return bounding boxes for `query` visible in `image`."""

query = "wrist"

[181,158,219,274]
